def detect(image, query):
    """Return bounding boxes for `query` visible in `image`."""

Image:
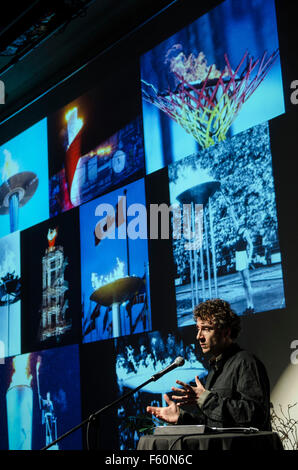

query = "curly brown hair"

[193,298,241,340]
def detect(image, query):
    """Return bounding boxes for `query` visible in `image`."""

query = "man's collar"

[209,343,241,370]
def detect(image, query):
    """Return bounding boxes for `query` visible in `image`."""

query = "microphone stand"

[41,371,165,450]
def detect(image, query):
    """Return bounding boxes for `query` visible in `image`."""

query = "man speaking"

[147,299,271,430]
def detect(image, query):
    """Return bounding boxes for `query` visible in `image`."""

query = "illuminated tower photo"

[40,228,70,341]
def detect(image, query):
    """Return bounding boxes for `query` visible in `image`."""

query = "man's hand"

[171,376,205,405]
[146,394,180,424]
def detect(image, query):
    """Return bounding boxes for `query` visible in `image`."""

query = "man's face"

[196,317,230,357]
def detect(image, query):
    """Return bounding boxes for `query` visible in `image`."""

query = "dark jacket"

[177,343,271,430]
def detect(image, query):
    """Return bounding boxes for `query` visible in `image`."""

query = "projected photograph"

[80,178,151,343]
[48,85,145,217]
[168,121,285,327]
[21,208,81,352]
[0,231,21,359]
[140,0,285,175]
[115,329,208,450]
[0,118,49,238]
[0,344,82,450]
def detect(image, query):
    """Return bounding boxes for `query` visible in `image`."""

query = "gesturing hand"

[171,376,205,405]
[146,394,180,424]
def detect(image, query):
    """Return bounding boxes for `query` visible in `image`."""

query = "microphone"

[151,356,185,381]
